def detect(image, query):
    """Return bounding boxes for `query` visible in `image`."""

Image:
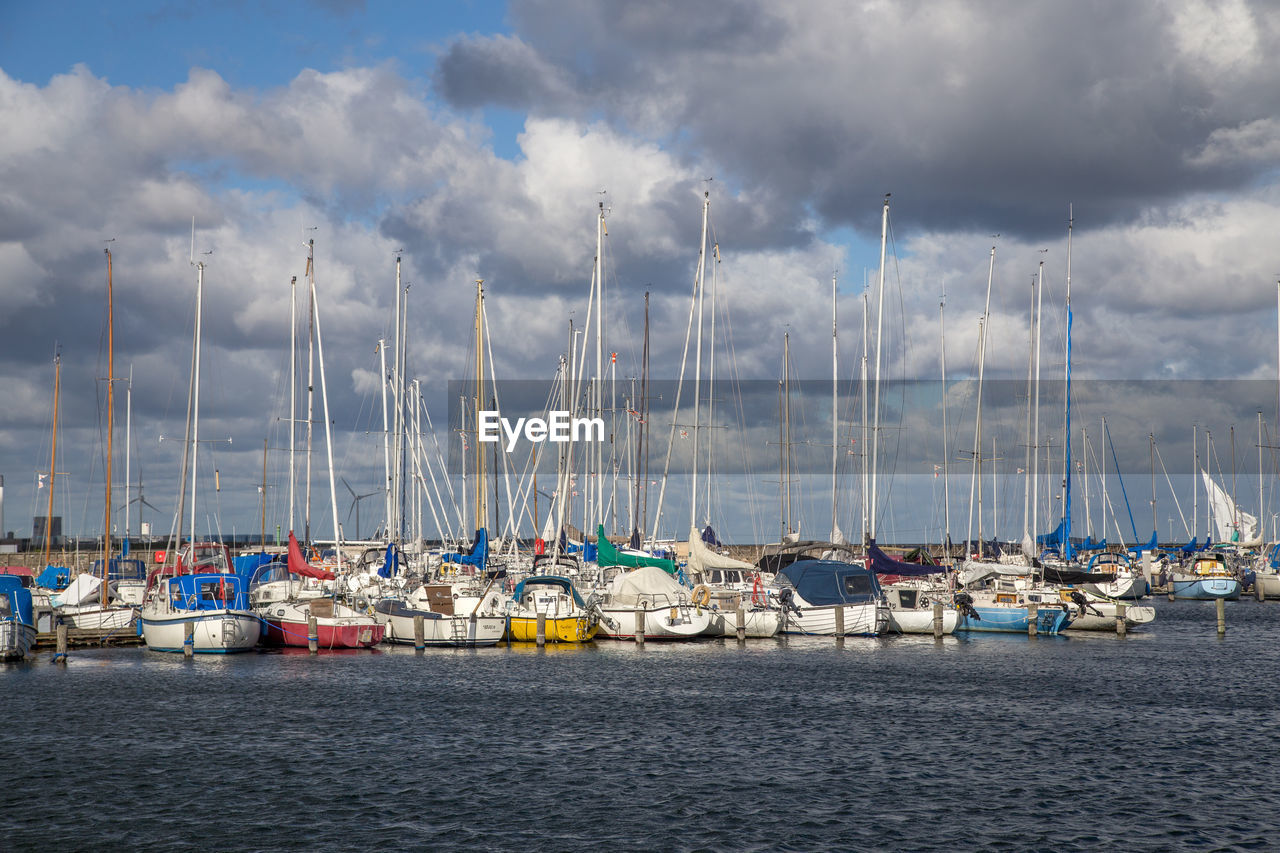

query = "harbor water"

[4,597,1280,851]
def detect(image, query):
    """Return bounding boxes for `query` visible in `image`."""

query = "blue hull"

[955,605,1072,634]
[1170,578,1241,600]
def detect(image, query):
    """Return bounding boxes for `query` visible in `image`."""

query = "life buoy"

[752,577,766,607]
[691,585,711,607]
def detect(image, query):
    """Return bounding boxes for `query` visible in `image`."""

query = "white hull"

[59,605,137,631]
[1083,575,1147,600]
[380,611,506,646]
[596,604,711,639]
[701,607,781,638]
[780,602,886,636]
[886,607,958,634]
[1065,601,1156,630]
[1,621,36,661]
[1254,570,1280,600]
[141,608,261,653]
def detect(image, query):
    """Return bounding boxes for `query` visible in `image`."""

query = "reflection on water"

[2,597,1279,851]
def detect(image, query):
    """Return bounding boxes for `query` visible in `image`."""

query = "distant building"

[33,515,62,547]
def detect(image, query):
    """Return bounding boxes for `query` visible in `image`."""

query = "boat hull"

[380,611,505,646]
[779,602,886,636]
[1170,577,1241,600]
[264,618,384,648]
[700,607,781,638]
[59,605,137,631]
[1253,570,1280,600]
[886,607,958,635]
[141,609,261,653]
[1064,602,1156,630]
[1,620,36,661]
[596,604,711,639]
[507,615,598,643]
[955,605,1072,634]
[1083,575,1149,600]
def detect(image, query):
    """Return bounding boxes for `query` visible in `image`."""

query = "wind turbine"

[343,478,380,541]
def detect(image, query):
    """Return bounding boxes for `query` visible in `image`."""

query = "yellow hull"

[506,615,598,643]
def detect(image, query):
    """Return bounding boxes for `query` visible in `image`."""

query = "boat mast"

[831,272,839,542]
[784,330,793,538]
[288,275,296,535]
[861,289,869,547]
[43,350,61,566]
[104,247,116,578]
[310,261,343,565]
[474,279,486,534]
[190,259,204,542]
[1192,424,1198,541]
[1150,433,1157,537]
[1061,207,1073,557]
[940,286,950,552]
[391,255,403,541]
[124,366,132,553]
[690,192,709,534]
[870,194,889,542]
[966,244,996,556]
[1032,260,1044,554]
[305,241,315,544]
[595,201,605,534]
[379,336,390,537]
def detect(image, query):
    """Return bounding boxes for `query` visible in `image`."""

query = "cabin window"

[0,597,11,617]
[709,571,722,584]
[725,571,741,585]
[898,590,918,609]
[842,574,872,596]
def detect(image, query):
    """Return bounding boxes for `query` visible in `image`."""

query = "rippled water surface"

[4,598,1280,851]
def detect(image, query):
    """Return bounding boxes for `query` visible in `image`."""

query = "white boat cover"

[606,566,689,607]
[58,574,103,607]
[687,527,756,573]
[960,560,1029,587]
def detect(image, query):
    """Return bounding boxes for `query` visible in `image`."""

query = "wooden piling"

[1027,603,1038,637]
[536,612,547,646]
[834,605,845,639]
[183,620,194,658]
[1257,580,1265,602]
[634,605,645,645]
[735,604,746,642]
[932,602,943,639]
[307,614,318,654]
[1216,597,1226,636]
[55,620,68,663]
[413,613,425,651]
[1116,602,1127,636]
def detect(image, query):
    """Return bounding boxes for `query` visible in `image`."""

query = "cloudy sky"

[3,0,1279,548]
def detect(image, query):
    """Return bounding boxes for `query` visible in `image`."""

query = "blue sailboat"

[1,575,37,661]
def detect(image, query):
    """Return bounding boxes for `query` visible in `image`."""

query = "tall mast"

[1192,424,1198,540]
[861,289,869,546]
[43,351,61,565]
[940,287,950,550]
[784,330,792,538]
[596,201,605,533]
[641,292,650,536]
[261,438,268,546]
[288,275,296,534]
[190,260,204,541]
[967,244,996,556]
[124,366,132,552]
[310,267,342,562]
[1032,260,1044,552]
[831,273,839,541]
[1150,433,1157,536]
[690,192,709,533]
[379,337,391,537]
[103,247,115,576]
[391,255,403,541]
[474,279,486,534]
[870,194,889,541]
[1062,207,1074,557]
[305,242,315,543]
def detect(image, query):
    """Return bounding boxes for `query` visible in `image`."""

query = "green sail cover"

[595,525,678,574]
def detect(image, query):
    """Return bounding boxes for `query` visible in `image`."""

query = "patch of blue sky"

[2,0,512,91]
[820,225,888,291]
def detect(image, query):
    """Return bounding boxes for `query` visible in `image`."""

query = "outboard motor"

[953,591,980,620]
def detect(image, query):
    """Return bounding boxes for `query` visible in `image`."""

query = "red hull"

[264,618,384,649]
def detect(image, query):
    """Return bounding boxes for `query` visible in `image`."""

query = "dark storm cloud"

[437,0,1280,239]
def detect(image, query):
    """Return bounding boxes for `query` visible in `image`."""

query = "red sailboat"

[261,533,384,649]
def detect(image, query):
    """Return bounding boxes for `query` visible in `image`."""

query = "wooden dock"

[34,626,143,649]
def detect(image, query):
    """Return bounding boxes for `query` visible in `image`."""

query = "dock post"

[183,620,194,658]
[1256,580,1265,602]
[536,612,547,646]
[413,613,425,651]
[1115,602,1127,636]
[735,604,746,643]
[55,619,68,663]
[634,604,645,645]
[834,605,845,639]
[1027,603,1038,637]
[307,614,318,654]
[1216,597,1226,636]
[932,602,943,639]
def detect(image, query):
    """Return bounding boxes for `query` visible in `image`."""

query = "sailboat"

[0,576,36,661]
[60,248,139,632]
[140,252,260,653]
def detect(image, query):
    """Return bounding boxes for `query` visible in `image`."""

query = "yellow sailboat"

[506,576,599,643]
